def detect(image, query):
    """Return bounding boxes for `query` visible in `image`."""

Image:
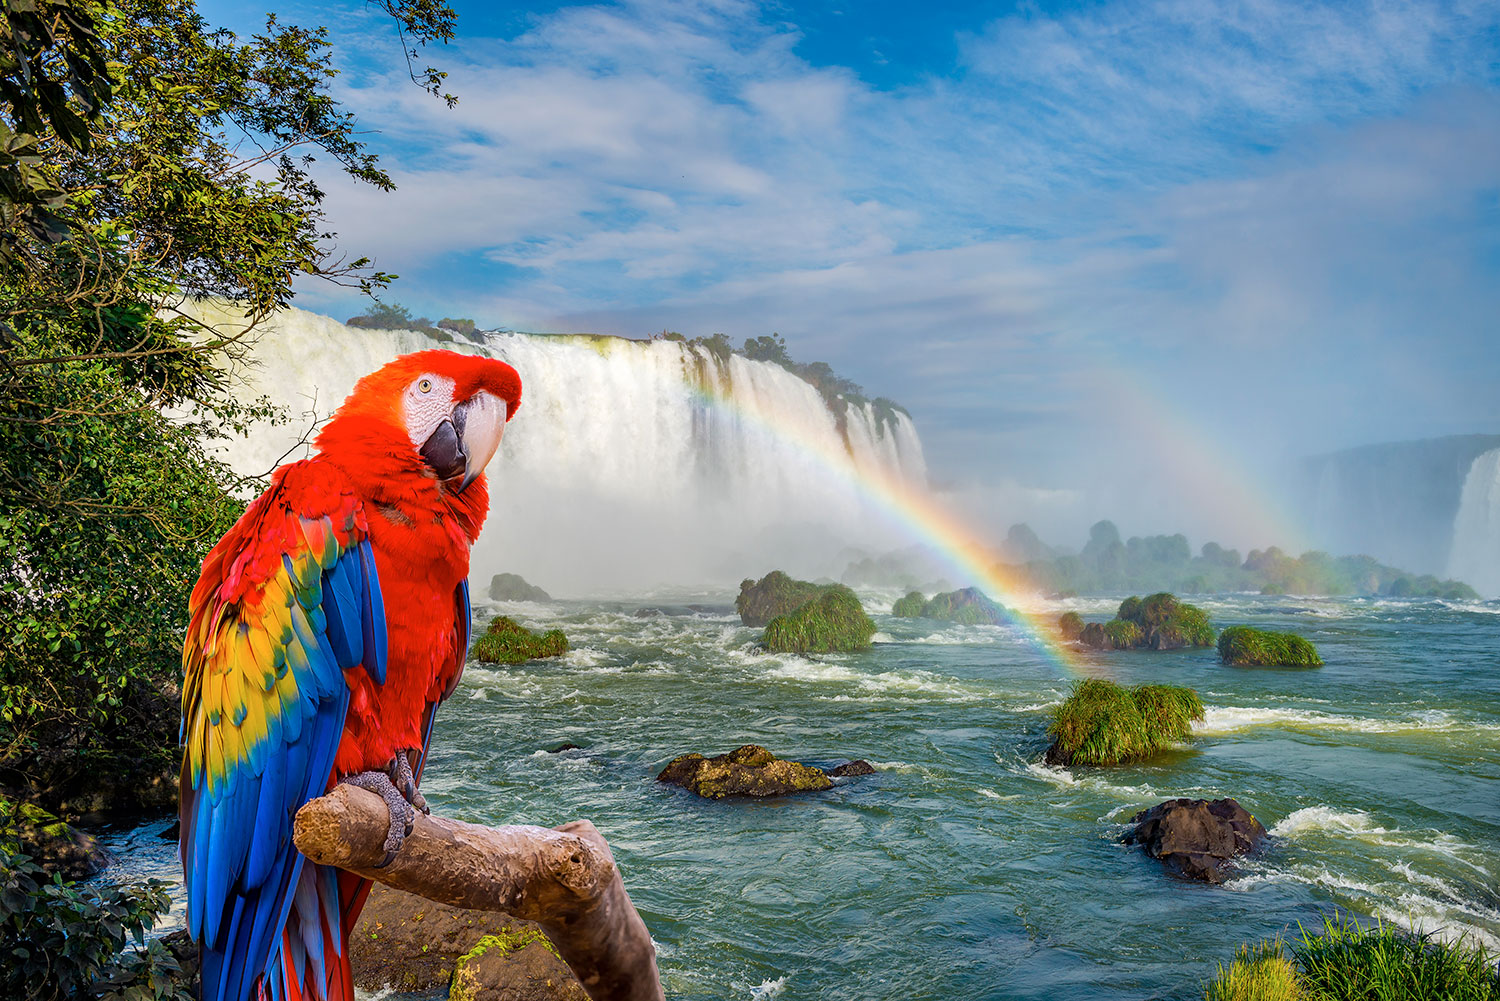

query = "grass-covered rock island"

[762,586,877,654]
[890,587,1006,625]
[1217,626,1323,667]
[470,617,570,665]
[1070,593,1215,651]
[1046,679,1205,766]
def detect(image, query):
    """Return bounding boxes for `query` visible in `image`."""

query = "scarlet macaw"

[179,350,522,1001]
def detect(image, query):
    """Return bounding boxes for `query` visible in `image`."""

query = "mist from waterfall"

[198,304,928,596]
[1448,448,1500,598]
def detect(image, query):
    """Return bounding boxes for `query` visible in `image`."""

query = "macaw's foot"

[338,768,416,867]
[389,750,429,817]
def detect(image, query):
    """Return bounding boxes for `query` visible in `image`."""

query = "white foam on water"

[1196,705,1500,736]
[749,976,788,999]
[978,788,1020,801]
[762,660,985,700]
[1270,806,1382,838]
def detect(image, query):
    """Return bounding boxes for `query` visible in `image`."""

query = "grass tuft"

[1047,678,1203,766]
[892,591,926,617]
[1293,913,1500,1001]
[1206,939,1301,1001]
[1218,626,1323,667]
[762,586,876,654]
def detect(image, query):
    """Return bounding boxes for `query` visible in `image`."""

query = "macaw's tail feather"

[261,864,355,1001]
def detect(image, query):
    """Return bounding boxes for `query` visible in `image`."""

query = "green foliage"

[917,587,1005,625]
[761,586,876,654]
[1077,593,1214,651]
[1057,611,1084,640]
[1291,913,1500,1001]
[469,616,568,665]
[1205,939,1301,1001]
[892,591,926,617]
[736,570,832,627]
[1047,678,1203,766]
[1218,626,1323,667]
[0,821,187,1001]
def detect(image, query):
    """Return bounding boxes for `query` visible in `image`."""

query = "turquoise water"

[106,592,1500,999]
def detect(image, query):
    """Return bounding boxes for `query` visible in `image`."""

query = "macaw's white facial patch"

[402,373,457,449]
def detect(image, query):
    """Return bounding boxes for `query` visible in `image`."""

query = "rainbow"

[686,383,1096,678]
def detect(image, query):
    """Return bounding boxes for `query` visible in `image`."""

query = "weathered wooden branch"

[293,784,663,1001]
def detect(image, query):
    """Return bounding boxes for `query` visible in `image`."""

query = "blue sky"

[203,0,1500,547]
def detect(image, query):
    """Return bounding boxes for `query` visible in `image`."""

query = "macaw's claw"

[389,751,429,816]
[338,768,415,866]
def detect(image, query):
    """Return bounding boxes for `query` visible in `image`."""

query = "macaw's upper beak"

[419,390,508,493]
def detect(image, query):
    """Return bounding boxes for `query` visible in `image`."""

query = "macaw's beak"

[419,390,508,493]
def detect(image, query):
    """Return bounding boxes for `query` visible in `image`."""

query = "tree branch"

[292,784,664,1001]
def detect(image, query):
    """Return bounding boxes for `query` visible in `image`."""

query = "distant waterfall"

[1448,449,1500,598]
[196,303,928,595]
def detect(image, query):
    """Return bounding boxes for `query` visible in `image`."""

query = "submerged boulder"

[657,745,834,799]
[349,884,584,999]
[1122,797,1267,883]
[736,571,832,626]
[830,760,875,777]
[488,573,552,603]
[1217,626,1323,667]
[470,616,569,665]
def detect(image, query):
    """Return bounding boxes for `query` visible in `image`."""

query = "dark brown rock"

[656,744,833,799]
[830,760,875,777]
[1122,797,1267,883]
[349,884,584,998]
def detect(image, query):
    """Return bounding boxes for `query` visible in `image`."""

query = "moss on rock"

[736,571,833,626]
[470,617,569,665]
[892,591,926,617]
[917,587,1006,625]
[0,796,109,880]
[1045,678,1203,766]
[761,586,876,653]
[1217,626,1323,667]
[657,744,834,799]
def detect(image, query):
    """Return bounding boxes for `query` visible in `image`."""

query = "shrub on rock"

[1077,592,1214,650]
[470,617,569,665]
[917,587,1005,625]
[1058,611,1085,640]
[762,586,876,653]
[1217,626,1323,667]
[736,571,831,626]
[892,591,926,617]
[1046,678,1203,766]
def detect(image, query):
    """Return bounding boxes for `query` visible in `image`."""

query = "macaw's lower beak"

[419,390,507,493]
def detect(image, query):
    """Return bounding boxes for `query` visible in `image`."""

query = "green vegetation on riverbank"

[1047,679,1204,766]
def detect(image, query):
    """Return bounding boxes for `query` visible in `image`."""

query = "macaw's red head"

[315,350,522,500]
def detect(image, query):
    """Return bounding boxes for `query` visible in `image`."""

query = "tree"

[0,0,455,809]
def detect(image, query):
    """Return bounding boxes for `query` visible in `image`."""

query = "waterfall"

[195,303,928,595]
[1448,448,1500,598]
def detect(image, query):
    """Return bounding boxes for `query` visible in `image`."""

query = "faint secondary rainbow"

[685,382,1098,679]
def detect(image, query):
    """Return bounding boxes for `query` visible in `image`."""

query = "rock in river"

[657,745,834,799]
[1122,797,1267,883]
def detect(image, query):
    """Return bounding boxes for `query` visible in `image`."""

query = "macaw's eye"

[418,379,433,394]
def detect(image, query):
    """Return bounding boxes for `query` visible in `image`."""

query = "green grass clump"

[1218,626,1323,667]
[1212,915,1500,1001]
[470,616,569,665]
[737,571,832,626]
[918,588,1005,625]
[1047,678,1204,766]
[892,591,926,617]
[1205,940,1301,1001]
[1293,913,1499,1001]
[1058,611,1084,640]
[762,586,876,654]
[1103,619,1145,649]
[1078,592,1214,650]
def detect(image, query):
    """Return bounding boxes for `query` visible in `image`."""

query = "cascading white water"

[195,303,928,595]
[1448,448,1500,598]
